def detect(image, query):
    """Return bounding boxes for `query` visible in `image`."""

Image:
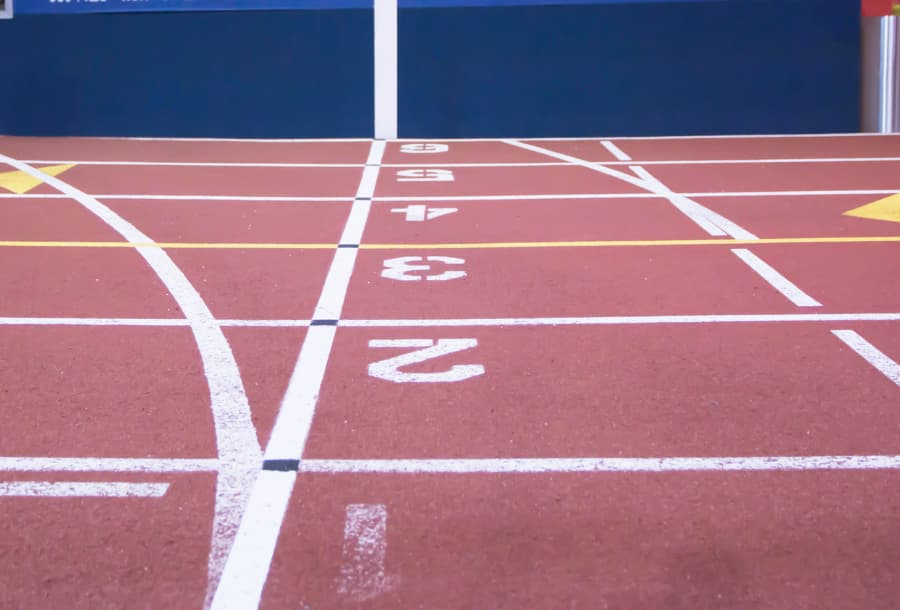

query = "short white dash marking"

[601,140,632,161]
[832,330,900,387]
[0,481,169,497]
[731,249,822,307]
[338,504,395,601]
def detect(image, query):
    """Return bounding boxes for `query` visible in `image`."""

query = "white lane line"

[0,317,191,326]
[600,140,632,161]
[92,136,372,142]
[313,250,363,321]
[338,504,395,601]
[383,156,900,167]
[0,153,261,608]
[631,170,726,236]
[200,469,297,606]
[832,330,900,387]
[3,312,900,328]
[731,249,822,307]
[391,132,897,142]
[299,455,900,474]
[504,140,758,240]
[340,312,900,327]
[17,156,900,168]
[22,160,363,168]
[503,139,652,190]
[0,481,170,497]
[0,194,351,202]
[372,189,900,201]
[210,139,385,610]
[629,165,757,239]
[366,140,388,168]
[0,457,218,472]
[5,189,900,202]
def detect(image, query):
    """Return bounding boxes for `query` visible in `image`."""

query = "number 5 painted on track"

[368,339,485,383]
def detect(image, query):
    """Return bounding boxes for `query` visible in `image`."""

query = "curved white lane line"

[0,154,261,607]
[504,139,758,240]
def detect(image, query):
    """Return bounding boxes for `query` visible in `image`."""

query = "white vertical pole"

[374,0,398,139]
[879,16,897,132]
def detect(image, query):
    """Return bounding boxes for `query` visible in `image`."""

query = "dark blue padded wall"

[0,10,373,137]
[398,0,861,137]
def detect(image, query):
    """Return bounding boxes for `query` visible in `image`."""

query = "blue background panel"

[399,0,861,137]
[0,10,373,137]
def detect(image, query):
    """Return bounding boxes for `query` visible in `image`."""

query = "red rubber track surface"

[1,134,899,610]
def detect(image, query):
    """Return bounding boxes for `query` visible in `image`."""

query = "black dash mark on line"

[262,459,300,472]
[338,243,360,249]
[355,196,372,201]
[310,319,339,326]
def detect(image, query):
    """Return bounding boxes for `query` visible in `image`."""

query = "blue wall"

[0,10,374,137]
[0,0,860,138]
[399,0,861,137]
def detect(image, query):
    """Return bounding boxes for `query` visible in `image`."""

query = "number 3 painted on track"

[368,339,485,383]
[381,256,467,282]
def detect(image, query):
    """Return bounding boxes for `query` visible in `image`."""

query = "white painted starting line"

[0,481,169,497]
[3,312,900,328]
[299,455,900,473]
[4,189,900,202]
[4,455,900,475]
[18,156,900,168]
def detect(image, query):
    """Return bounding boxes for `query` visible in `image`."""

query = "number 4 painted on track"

[390,205,458,222]
[368,339,485,383]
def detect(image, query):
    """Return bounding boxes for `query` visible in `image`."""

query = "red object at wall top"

[862,0,897,16]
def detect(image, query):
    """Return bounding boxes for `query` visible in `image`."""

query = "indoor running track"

[1,133,900,610]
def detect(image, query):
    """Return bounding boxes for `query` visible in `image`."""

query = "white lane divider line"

[628,165,758,239]
[5,312,900,329]
[600,140,632,161]
[832,330,900,387]
[503,139,758,240]
[504,139,653,190]
[338,504,396,601]
[0,481,169,497]
[730,249,822,307]
[299,455,900,474]
[210,139,386,610]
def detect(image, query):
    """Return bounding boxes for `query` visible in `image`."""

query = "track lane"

[261,470,900,610]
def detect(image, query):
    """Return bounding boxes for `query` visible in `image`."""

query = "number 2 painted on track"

[368,339,485,383]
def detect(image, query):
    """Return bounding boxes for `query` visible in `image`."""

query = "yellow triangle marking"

[844,193,900,224]
[0,164,76,194]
